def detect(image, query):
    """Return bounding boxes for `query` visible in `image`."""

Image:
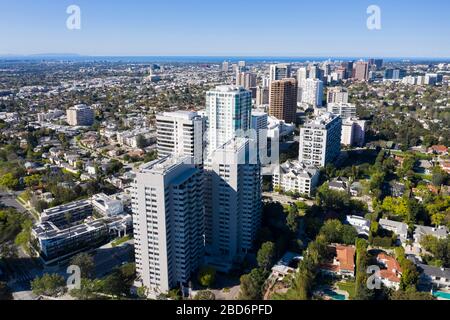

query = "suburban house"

[414,225,449,245]
[328,177,349,193]
[379,219,409,244]
[346,215,370,237]
[428,145,448,156]
[390,182,406,198]
[376,253,402,290]
[417,264,450,290]
[320,245,356,278]
[271,252,303,278]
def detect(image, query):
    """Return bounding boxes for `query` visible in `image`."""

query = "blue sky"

[0,0,449,57]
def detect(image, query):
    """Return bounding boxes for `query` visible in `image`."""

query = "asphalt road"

[94,241,135,278]
[0,190,27,213]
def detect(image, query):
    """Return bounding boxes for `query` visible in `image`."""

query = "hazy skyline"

[1,0,450,58]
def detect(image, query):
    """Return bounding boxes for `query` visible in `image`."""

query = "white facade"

[66,104,94,126]
[204,138,262,272]
[117,128,155,148]
[251,111,268,156]
[156,111,205,165]
[327,87,349,104]
[327,103,357,119]
[299,113,342,167]
[300,79,324,107]
[341,118,366,147]
[205,85,252,154]
[341,120,354,146]
[273,160,320,197]
[297,67,308,103]
[132,157,204,297]
[92,193,124,217]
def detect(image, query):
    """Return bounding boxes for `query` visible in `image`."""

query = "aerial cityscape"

[0,0,449,307]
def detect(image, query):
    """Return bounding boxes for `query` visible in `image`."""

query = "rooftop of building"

[251,111,268,117]
[304,112,340,128]
[209,85,249,93]
[92,193,123,207]
[414,225,449,238]
[217,137,249,153]
[279,160,319,178]
[69,104,91,110]
[377,253,402,283]
[158,110,201,121]
[41,199,91,218]
[417,263,450,279]
[320,244,356,273]
[33,214,131,241]
[379,218,409,234]
[139,155,194,175]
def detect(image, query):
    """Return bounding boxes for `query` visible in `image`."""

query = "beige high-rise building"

[327,87,349,104]
[353,62,369,81]
[269,79,298,124]
[236,71,257,89]
[256,86,270,106]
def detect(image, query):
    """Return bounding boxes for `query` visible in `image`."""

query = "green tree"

[319,220,343,243]
[194,290,216,300]
[0,209,27,244]
[14,219,33,254]
[197,266,216,288]
[24,174,42,188]
[0,173,19,190]
[70,279,103,300]
[239,268,267,300]
[31,273,66,297]
[432,167,448,187]
[341,225,358,245]
[257,242,276,271]
[102,270,127,298]
[101,264,135,298]
[390,289,435,300]
[70,253,95,279]
[286,209,299,234]
[354,239,372,300]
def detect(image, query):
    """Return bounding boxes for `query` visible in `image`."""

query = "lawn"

[337,281,356,300]
[111,235,132,247]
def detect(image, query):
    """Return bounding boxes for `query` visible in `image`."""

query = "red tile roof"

[429,145,448,154]
[377,253,402,283]
[321,245,356,274]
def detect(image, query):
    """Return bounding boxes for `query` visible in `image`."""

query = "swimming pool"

[324,289,346,301]
[433,291,450,300]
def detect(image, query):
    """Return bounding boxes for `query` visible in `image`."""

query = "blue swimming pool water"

[433,291,450,300]
[324,289,346,301]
